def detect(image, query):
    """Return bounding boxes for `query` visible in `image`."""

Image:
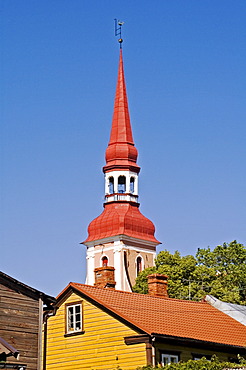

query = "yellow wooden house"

[44,277,246,370]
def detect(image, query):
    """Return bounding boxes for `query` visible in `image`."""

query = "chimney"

[94,266,116,289]
[147,274,168,297]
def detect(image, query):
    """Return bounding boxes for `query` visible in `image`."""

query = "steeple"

[83,49,160,292]
[103,49,140,174]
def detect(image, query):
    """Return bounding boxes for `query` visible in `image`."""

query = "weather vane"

[114,19,124,48]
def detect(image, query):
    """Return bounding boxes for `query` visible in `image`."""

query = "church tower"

[83,49,160,291]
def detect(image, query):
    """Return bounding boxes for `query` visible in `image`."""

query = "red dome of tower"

[84,202,159,244]
[105,143,138,172]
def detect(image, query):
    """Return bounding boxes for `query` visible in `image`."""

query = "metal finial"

[114,19,124,48]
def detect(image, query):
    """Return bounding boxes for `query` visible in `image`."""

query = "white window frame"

[161,353,179,365]
[192,354,211,361]
[66,303,82,334]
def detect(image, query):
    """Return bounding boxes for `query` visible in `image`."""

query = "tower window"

[136,256,143,276]
[108,177,114,194]
[118,176,126,193]
[130,177,135,193]
[102,256,108,267]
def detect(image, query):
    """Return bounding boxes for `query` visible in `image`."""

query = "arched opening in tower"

[130,177,135,193]
[118,176,126,193]
[136,256,142,276]
[108,177,114,194]
[102,256,108,267]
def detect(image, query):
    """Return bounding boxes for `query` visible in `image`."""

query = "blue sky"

[1,0,246,296]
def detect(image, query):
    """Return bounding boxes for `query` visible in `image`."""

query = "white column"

[86,248,95,286]
[113,241,122,290]
[105,174,108,195]
[126,175,130,193]
[136,175,139,195]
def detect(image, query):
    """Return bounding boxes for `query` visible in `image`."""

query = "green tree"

[136,355,246,369]
[133,241,246,304]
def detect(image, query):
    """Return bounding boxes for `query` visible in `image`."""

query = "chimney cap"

[147,273,168,280]
[94,266,116,289]
[147,273,168,298]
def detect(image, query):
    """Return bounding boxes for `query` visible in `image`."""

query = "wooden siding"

[0,283,39,370]
[46,292,146,370]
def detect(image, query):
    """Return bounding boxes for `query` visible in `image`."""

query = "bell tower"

[83,49,160,291]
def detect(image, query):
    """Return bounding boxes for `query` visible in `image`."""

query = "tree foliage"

[133,241,246,304]
[136,355,246,370]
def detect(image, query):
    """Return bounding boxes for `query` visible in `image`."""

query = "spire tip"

[114,19,124,49]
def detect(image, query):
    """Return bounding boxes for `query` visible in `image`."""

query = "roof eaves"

[0,271,56,305]
[152,333,246,354]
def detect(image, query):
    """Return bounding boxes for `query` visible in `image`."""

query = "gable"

[46,291,146,370]
[0,282,39,305]
[0,271,55,307]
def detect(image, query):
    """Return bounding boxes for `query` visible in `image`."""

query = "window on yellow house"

[66,303,82,334]
[161,353,179,365]
[192,354,212,361]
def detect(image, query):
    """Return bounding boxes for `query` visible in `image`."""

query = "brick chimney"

[147,274,168,297]
[94,266,116,289]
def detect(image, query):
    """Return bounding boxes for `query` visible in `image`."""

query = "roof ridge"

[71,282,209,304]
[0,270,55,303]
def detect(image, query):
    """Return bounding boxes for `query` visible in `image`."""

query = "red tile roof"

[58,283,246,348]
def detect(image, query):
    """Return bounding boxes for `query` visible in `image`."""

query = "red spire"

[103,50,140,174]
[83,49,160,246]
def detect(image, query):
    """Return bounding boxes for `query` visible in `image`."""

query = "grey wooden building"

[0,271,55,370]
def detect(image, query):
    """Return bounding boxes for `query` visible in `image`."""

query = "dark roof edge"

[124,333,246,354]
[152,334,246,354]
[0,271,56,305]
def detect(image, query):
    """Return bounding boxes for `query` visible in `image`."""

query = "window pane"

[68,306,74,315]
[163,357,168,365]
[75,305,81,314]
[75,318,81,330]
[67,304,82,333]
[68,306,74,330]
[161,354,178,366]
